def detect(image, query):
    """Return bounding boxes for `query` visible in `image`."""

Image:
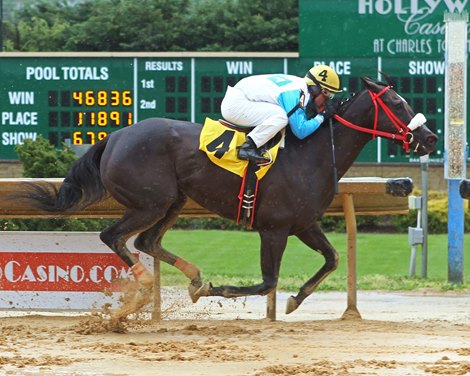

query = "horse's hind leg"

[133,194,207,302]
[286,222,339,314]
[99,209,167,313]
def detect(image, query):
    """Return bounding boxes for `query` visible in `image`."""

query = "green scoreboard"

[0,0,468,163]
[0,53,294,160]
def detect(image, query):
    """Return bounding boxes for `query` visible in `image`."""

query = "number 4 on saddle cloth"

[199,117,283,227]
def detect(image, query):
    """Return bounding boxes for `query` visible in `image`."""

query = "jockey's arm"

[278,90,325,140]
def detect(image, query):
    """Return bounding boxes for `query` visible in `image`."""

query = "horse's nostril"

[426,135,437,145]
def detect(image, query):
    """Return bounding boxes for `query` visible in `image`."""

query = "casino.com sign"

[0,252,133,292]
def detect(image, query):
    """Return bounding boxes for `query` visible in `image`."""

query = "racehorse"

[20,76,437,315]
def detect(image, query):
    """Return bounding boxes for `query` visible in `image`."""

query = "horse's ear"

[360,76,376,90]
[361,76,386,93]
[379,71,396,87]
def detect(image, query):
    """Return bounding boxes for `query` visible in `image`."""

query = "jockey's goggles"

[322,89,335,100]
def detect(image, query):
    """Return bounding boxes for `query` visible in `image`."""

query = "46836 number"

[72,90,132,107]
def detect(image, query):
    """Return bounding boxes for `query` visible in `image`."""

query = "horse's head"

[336,76,438,156]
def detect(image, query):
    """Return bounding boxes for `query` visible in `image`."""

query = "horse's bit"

[334,86,427,152]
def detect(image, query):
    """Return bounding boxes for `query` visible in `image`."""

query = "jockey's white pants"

[220,86,288,147]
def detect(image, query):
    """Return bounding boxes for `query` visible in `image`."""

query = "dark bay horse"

[21,76,437,315]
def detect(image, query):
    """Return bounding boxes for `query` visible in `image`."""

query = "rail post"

[152,258,162,321]
[341,193,361,319]
[407,195,423,277]
[420,155,429,278]
[266,290,276,321]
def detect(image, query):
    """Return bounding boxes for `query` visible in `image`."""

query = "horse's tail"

[20,138,109,213]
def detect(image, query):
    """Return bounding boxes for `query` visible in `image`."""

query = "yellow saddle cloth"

[199,118,281,180]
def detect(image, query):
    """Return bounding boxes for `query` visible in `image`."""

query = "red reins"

[333,86,413,152]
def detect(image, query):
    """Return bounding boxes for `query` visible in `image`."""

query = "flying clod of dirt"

[74,279,153,334]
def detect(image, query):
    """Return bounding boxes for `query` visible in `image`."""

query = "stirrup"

[256,150,273,166]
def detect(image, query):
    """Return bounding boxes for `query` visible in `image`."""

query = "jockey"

[221,64,342,163]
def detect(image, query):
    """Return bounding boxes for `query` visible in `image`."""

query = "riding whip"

[329,117,339,195]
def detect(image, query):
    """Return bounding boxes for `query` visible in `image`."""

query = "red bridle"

[333,86,414,152]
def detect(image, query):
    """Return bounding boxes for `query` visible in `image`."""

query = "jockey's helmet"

[305,65,342,99]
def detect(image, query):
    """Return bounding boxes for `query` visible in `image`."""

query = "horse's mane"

[336,75,391,116]
[336,90,363,116]
[336,93,359,115]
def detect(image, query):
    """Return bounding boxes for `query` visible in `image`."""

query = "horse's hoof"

[285,296,299,314]
[188,282,211,303]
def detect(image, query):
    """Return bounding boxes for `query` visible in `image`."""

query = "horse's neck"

[333,95,374,178]
[283,92,375,181]
[334,124,371,178]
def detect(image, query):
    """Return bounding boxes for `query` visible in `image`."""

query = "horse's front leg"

[286,222,339,314]
[199,229,289,299]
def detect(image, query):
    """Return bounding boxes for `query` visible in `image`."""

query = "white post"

[444,12,468,285]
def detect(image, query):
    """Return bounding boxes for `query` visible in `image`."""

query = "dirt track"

[1,289,469,376]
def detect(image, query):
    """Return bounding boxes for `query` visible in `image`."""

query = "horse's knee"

[325,249,339,271]
[133,235,153,254]
[100,229,137,267]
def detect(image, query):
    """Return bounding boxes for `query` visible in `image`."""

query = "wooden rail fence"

[0,177,413,320]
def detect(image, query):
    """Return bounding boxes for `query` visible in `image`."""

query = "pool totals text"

[2,63,136,150]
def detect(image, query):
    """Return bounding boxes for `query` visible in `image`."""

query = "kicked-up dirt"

[0,289,469,376]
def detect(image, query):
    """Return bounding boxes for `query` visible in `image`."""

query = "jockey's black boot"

[237,137,270,163]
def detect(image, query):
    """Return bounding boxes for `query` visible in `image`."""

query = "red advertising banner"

[0,252,136,292]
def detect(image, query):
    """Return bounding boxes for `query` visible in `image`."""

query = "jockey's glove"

[320,102,338,120]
